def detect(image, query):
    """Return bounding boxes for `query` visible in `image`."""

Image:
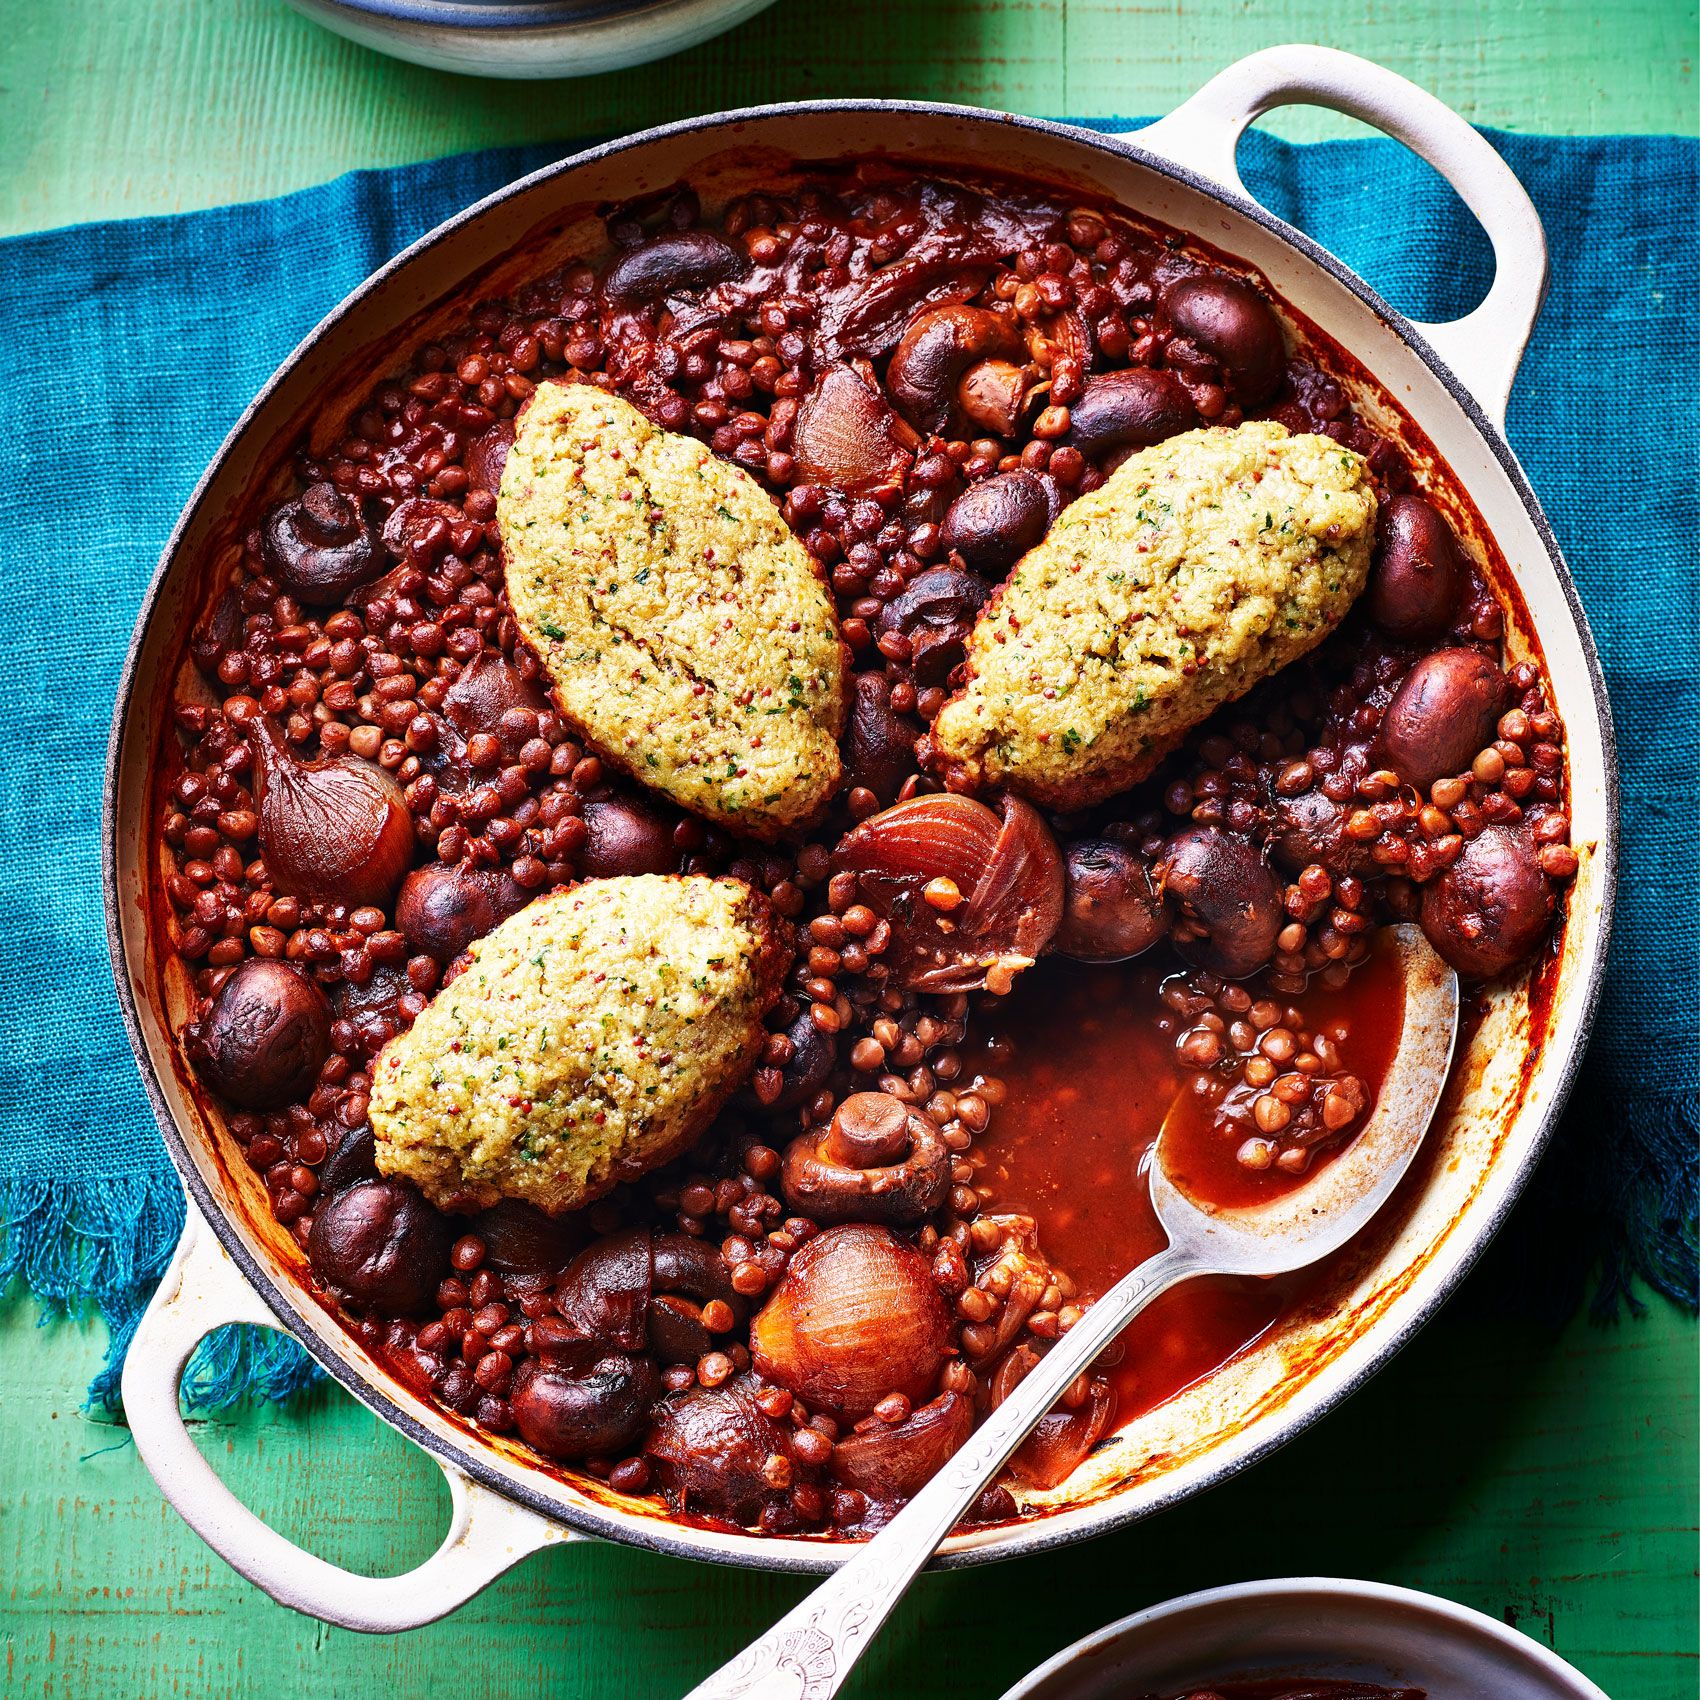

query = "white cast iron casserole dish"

[104,46,1617,1628]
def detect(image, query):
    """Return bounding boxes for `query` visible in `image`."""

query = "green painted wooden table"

[2,3,1696,1697]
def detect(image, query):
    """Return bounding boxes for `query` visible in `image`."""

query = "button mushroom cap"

[260,483,383,604]
[1054,838,1167,962]
[886,304,1025,436]
[877,566,989,686]
[547,1227,747,1366]
[1370,495,1466,639]
[306,1176,451,1314]
[395,861,529,963]
[747,1002,840,1114]
[576,797,678,879]
[843,670,922,807]
[1419,823,1555,978]
[780,1093,950,1226]
[599,229,748,305]
[1267,788,1378,877]
[1375,647,1510,793]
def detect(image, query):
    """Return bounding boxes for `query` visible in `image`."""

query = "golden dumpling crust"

[499,382,847,840]
[929,421,1377,811]
[369,875,788,1216]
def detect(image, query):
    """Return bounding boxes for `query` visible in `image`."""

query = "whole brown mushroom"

[576,797,678,879]
[1376,648,1510,792]
[943,469,1051,576]
[644,1375,807,1524]
[877,567,989,686]
[1420,823,1555,978]
[1370,495,1466,639]
[1063,367,1199,460]
[886,304,1027,436]
[510,1350,660,1461]
[1156,827,1282,979]
[306,1176,451,1314]
[1054,839,1167,962]
[395,862,528,963]
[189,958,331,1110]
[600,229,748,304]
[260,483,383,604]
[1267,788,1377,877]
[843,671,922,806]
[1156,274,1287,406]
[780,1093,950,1226]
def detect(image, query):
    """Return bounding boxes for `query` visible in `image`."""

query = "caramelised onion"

[252,718,414,908]
[830,1390,974,1505]
[749,1223,951,1419]
[832,792,1064,992]
[792,364,915,492]
[993,1343,1118,1491]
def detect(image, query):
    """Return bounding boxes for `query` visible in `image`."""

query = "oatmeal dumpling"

[499,382,847,839]
[369,875,788,1216]
[930,421,1376,811]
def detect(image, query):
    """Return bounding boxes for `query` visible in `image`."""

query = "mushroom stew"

[154,162,1575,1539]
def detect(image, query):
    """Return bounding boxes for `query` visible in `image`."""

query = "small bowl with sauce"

[999,1577,1610,1700]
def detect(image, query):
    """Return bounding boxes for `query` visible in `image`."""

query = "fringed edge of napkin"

[1591,1090,1700,1317]
[0,1174,320,1414]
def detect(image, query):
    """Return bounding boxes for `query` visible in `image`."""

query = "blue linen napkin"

[1,128,1693,1411]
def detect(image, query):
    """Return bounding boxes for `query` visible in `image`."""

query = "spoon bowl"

[1152,925,1461,1279]
[689,924,1460,1700]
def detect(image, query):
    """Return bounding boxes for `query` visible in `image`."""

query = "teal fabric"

[0,129,1693,1411]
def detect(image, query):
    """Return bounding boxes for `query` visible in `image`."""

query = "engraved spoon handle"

[683,1242,1199,1700]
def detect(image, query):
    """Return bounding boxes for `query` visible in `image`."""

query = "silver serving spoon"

[687,925,1459,1700]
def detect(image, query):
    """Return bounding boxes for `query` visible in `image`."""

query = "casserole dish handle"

[121,1200,568,1631]
[1135,44,1548,428]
